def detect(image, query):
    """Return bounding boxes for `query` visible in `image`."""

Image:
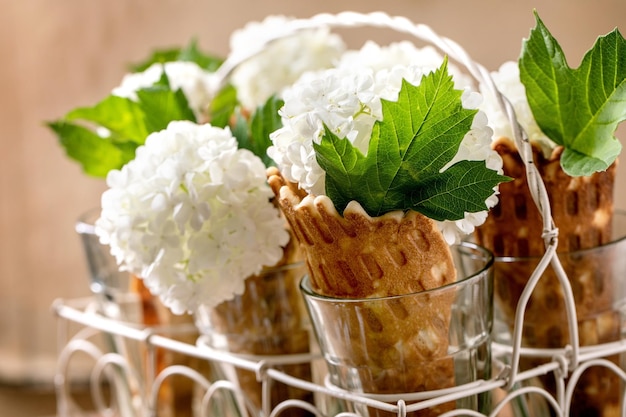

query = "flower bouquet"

[476,12,626,416]
[49,15,345,416]
[51,42,225,417]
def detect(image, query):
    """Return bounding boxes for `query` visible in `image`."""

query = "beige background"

[1,0,625,386]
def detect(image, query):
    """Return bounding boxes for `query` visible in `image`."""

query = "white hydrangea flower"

[337,41,474,89]
[112,61,214,121]
[229,15,346,110]
[480,61,556,155]
[268,43,503,244]
[95,121,290,314]
[268,66,381,196]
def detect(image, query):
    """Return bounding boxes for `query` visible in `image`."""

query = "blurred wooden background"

[1,0,625,387]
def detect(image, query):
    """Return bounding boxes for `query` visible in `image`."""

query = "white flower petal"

[96,121,289,314]
[112,62,214,121]
[229,15,346,109]
[480,61,557,155]
[269,41,504,243]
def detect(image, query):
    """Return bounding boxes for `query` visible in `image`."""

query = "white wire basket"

[53,11,626,417]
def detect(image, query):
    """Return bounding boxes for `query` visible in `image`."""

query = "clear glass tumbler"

[76,208,206,417]
[300,242,494,417]
[195,261,315,417]
[493,211,626,417]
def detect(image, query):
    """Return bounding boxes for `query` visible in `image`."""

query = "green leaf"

[408,160,508,220]
[48,73,196,177]
[248,95,284,167]
[66,95,149,144]
[130,39,223,72]
[315,59,510,220]
[222,95,284,167]
[230,109,250,152]
[208,84,239,128]
[130,48,182,72]
[135,82,196,132]
[47,121,137,176]
[519,11,626,176]
[177,39,224,71]
[50,41,223,178]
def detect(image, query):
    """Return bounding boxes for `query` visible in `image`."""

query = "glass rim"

[75,207,101,235]
[495,209,626,263]
[257,260,306,275]
[300,241,493,303]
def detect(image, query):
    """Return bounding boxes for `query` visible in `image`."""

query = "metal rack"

[52,296,626,416]
[52,11,626,417]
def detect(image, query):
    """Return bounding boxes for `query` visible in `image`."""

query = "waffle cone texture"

[130,277,207,417]
[267,167,464,416]
[267,168,457,299]
[205,229,313,416]
[475,137,620,417]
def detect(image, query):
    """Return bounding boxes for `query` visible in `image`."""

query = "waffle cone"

[475,137,621,417]
[130,277,207,417]
[267,168,456,298]
[268,168,462,417]
[205,233,314,416]
[476,137,616,257]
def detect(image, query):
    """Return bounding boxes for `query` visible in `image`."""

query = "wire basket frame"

[52,10,626,417]
[52,298,508,417]
[53,295,626,416]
